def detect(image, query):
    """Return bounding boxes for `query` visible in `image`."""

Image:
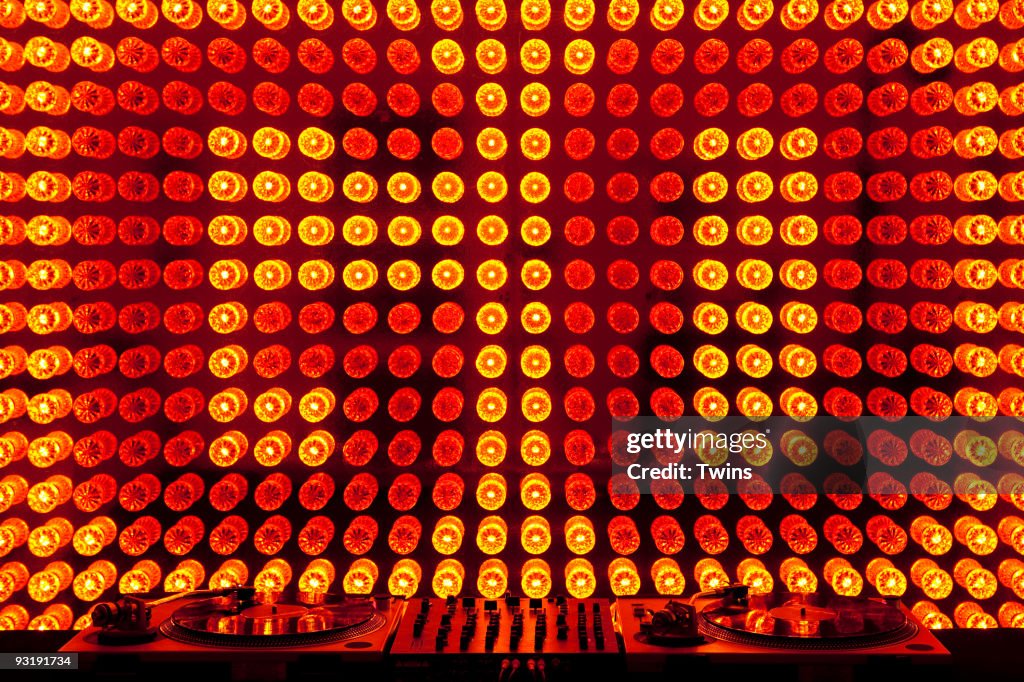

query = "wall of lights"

[1,0,1024,632]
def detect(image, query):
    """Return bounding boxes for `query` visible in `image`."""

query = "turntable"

[61,588,406,679]
[614,590,950,674]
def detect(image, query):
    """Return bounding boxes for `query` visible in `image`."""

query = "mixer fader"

[393,596,617,655]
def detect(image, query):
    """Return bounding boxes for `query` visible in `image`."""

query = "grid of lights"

[0,0,1023,633]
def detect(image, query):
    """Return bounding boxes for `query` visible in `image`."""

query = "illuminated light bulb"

[27,518,70,558]
[519,38,550,76]
[386,172,422,204]
[0,561,28,603]
[340,474,378,513]
[737,558,775,595]
[912,601,954,630]
[209,431,248,467]
[520,387,552,422]
[431,516,464,555]
[1000,559,1024,599]
[251,388,292,423]
[386,0,420,27]
[823,558,863,597]
[386,260,422,291]
[429,0,462,28]
[733,515,772,555]
[469,345,506,379]
[689,387,725,420]
[999,603,1024,629]
[475,388,507,423]
[432,170,466,203]
[476,516,508,555]
[955,602,998,629]
[73,560,116,602]
[342,557,378,593]
[520,171,551,203]
[431,559,465,598]
[0,605,29,631]
[820,515,861,555]
[477,559,508,599]
[954,516,998,555]
[335,515,373,557]
[475,171,508,203]
[382,215,421,246]
[690,345,728,381]
[510,515,551,557]
[954,473,997,511]
[780,558,818,594]
[294,215,334,247]
[72,516,115,556]
[693,559,728,593]
[475,82,508,116]
[911,559,954,600]
[690,260,727,292]
[999,517,1024,555]
[518,473,551,510]
[516,558,551,598]
[954,558,998,599]
[430,38,464,75]
[780,514,818,554]
[428,216,464,247]
[163,516,204,555]
[518,346,550,380]
[556,0,593,28]
[28,474,72,511]
[253,558,292,592]
[207,559,248,590]
[164,559,204,594]
[865,559,906,597]
[387,513,422,554]
[26,604,72,631]
[563,38,595,75]
[0,477,28,515]
[208,515,247,555]
[692,515,729,555]
[866,515,909,555]
[341,0,378,28]
[388,559,421,597]
[606,558,640,597]
[732,345,773,382]
[557,558,594,599]
[474,37,506,74]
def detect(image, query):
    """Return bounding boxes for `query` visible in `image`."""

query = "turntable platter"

[699,593,918,650]
[159,590,386,648]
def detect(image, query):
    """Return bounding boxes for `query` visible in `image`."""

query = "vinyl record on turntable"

[698,592,918,650]
[158,590,387,648]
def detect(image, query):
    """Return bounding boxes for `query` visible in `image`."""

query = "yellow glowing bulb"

[387,216,422,246]
[476,345,508,378]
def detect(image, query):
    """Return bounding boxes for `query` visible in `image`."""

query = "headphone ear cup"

[650,608,677,629]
